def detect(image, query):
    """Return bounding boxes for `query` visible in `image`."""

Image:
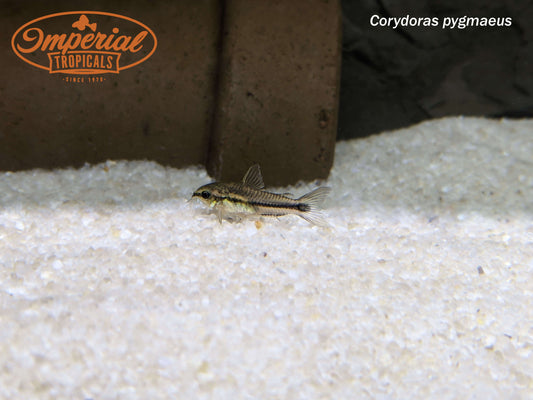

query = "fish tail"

[297,187,331,227]
[298,187,331,207]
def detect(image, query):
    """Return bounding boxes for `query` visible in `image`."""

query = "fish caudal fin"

[297,187,331,227]
[298,186,331,207]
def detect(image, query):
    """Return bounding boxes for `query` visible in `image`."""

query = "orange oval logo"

[11,11,157,74]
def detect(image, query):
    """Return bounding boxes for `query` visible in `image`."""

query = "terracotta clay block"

[208,0,342,185]
[0,0,220,170]
[1,0,341,185]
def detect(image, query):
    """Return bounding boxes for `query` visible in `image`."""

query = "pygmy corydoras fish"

[192,164,331,226]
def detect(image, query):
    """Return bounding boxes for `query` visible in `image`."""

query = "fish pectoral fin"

[242,164,265,190]
[216,209,223,224]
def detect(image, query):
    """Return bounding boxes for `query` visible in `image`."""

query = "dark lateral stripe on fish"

[214,195,309,211]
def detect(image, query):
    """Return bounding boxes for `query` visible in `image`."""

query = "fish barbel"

[192,164,330,226]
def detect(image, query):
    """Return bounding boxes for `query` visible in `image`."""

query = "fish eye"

[201,191,211,199]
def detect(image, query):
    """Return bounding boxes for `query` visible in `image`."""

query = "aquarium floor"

[1,117,532,399]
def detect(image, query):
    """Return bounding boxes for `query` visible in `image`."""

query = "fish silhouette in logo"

[72,15,97,32]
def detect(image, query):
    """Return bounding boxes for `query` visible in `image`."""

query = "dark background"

[2,0,531,181]
[338,0,533,140]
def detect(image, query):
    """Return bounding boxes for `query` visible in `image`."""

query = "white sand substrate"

[0,116,532,399]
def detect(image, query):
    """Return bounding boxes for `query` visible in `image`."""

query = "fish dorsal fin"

[242,164,265,190]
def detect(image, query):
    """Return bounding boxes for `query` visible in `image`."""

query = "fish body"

[192,164,330,226]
